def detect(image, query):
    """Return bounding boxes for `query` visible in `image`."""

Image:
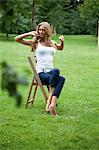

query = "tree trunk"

[6,32,9,39]
[32,0,35,31]
[98,20,99,48]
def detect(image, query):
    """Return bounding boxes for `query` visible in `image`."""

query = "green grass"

[0,34,99,150]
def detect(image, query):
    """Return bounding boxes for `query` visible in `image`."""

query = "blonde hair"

[32,22,53,50]
[37,22,52,38]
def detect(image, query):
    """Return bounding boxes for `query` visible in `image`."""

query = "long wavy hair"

[32,22,54,50]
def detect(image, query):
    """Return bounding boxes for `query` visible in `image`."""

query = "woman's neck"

[40,39,45,43]
[40,38,49,45]
[40,37,47,42]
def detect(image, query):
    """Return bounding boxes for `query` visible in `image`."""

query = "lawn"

[0,34,99,150]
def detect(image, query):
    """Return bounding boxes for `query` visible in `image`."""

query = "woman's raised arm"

[15,31,38,46]
[55,35,64,50]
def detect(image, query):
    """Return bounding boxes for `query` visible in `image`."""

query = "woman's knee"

[53,68,60,76]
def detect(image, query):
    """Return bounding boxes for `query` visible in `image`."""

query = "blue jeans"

[38,68,65,98]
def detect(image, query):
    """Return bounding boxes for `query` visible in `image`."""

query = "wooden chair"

[26,56,48,108]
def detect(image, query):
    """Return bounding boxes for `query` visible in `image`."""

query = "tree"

[32,0,35,30]
[79,0,99,35]
[0,0,15,37]
[1,0,98,36]
[0,0,32,37]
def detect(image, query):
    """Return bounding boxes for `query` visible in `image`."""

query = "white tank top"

[36,42,56,73]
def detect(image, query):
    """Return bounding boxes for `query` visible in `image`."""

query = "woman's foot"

[46,90,53,112]
[46,103,50,112]
[49,105,57,116]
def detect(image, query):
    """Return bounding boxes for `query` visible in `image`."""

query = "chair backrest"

[28,56,48,101]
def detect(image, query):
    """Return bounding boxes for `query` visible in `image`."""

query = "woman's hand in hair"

[29,31,39,37]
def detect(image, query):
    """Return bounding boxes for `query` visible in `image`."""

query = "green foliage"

[0,0,32,36]
[0,0,14,36]
[79,0,99,35]
[0,58,28,107]
[0,0,99,36]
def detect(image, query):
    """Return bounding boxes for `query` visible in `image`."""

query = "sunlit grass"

[0,34,99,150]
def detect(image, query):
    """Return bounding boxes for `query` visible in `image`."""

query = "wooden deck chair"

[26,56,48,108]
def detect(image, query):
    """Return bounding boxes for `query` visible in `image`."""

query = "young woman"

[15,22,65,116]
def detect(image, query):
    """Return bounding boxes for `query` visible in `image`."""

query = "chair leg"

[32,84,38,105]
[26,78,34,108]
[39,84,48,102]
